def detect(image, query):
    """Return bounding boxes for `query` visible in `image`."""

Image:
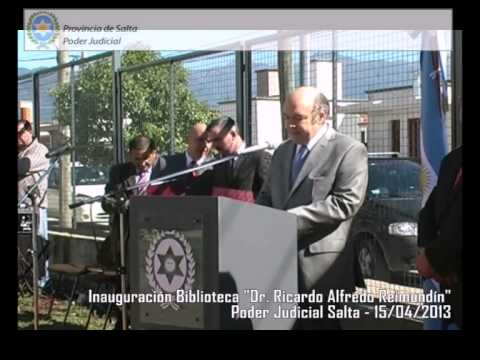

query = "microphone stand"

[18,161,58,208]
[18,157,60,330]
[119,210,127,330]
[67,142,273,330]
[69,179,178,331]
[69,142,274,209]
[133,142,274,191]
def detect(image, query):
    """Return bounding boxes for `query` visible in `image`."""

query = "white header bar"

[24,9,452,30]
[23,9,453,51]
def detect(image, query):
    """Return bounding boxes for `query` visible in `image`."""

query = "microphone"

[265,141,278,150]
[237,142,277,155]
[46,143,74,159]
[69,195,103,209]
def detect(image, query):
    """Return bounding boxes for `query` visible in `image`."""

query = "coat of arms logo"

[143,229,195,310]
[27,11,60,49]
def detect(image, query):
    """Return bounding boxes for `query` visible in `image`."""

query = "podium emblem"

[144,230,196,310]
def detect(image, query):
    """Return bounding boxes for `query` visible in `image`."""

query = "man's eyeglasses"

[283,107,324,124]
[283,114,310,124]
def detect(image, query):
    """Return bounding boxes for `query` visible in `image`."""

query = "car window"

[48,166,108,188]
[75,167,108,185]
[368,159,422,198]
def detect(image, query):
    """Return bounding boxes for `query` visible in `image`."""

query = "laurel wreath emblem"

[144,229,196,311]
[27,11,60,46]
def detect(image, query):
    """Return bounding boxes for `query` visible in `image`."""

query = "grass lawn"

[18,293,116,330]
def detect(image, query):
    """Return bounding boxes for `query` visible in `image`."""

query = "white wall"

[372,87,452,155]
[217,99,283,147]
[311,60,343,100]
[359,87,453,156]
[254,99,283,146]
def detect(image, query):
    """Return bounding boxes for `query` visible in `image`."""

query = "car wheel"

[357,236,391,283]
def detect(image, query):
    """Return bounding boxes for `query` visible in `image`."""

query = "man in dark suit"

[256,87,369,330]
[100,135,165,268]
[152,122,212,196]
[416,146,462,330]
[187,117,271,203]
[100,135,165,329]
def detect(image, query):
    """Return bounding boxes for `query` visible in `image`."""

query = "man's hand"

[438,273,459,288]
[416,247,458,287]
[104,191,130,214]
[416,247,436,278]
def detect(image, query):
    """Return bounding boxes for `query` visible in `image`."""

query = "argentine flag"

[420,32,449,205]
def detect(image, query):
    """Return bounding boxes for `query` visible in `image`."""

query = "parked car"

[47,164,109,224]
[350,153,422,283]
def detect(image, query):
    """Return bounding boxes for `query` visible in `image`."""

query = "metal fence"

[18,30,459,319]
[18,53,115,264]
[247,31,456,301]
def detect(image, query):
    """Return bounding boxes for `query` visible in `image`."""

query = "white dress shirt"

[294,124,329,157]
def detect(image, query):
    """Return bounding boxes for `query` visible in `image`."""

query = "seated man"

[187,117,271,203]
[152,122,212,196]
[100,135,165,268]
[100,135,165,330]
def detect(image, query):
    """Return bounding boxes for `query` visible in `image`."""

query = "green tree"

[52,51,219,167]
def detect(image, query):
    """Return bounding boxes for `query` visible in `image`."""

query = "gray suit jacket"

[257,126,368,293]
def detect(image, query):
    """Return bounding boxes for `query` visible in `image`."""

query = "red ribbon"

[212,187,255,203]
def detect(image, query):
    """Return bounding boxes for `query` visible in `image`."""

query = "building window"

[391,119,400,153]
[408,118,420,162]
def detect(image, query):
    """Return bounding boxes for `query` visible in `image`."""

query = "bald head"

[187,122,211,160]
[283,87,329,145]
[285,87,330,119]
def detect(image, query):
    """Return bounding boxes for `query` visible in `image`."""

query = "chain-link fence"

[18,30,458,326]
[19,53,114,265]
[119,51,236,157]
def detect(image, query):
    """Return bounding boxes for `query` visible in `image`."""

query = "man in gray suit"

[256,87,368,330]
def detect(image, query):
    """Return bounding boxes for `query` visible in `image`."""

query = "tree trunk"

[57,50,73,229]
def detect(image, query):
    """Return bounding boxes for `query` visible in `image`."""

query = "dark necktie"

[290,145,309,187]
